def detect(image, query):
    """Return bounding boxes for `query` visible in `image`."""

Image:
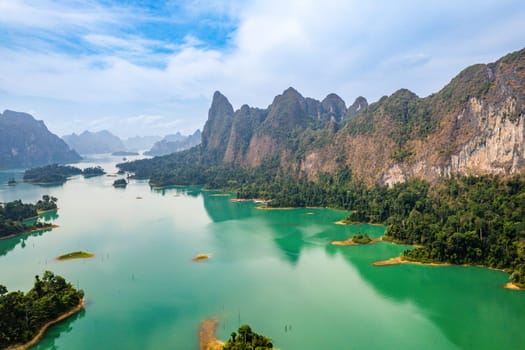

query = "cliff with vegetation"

[117,48,525,287]
[0,110,81,169]
[0,271,84,349]
[119,48,524,187]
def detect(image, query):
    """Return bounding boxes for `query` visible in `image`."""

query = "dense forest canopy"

[0,196,57,238]
[0,271,84,348]
[23,164,82,184]
[223,324,273,350]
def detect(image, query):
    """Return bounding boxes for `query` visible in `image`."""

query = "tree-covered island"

[0,271,84,349]
[23,164,83,184]
[112,178,128,188]
[82,166,106,178]
[0,196,58,239]
[23,164,108,183]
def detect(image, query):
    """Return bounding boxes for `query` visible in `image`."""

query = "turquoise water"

[0,155,524,349]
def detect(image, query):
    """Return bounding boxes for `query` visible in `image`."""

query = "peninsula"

[0,271,84,349]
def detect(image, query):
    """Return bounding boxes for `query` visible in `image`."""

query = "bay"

[0,155,524,349]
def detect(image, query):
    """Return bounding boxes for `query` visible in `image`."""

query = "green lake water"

[0,155,524,349]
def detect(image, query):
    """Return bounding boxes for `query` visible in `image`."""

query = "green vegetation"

[23,164,82,184]
[223,324,273,350]
[0,271,84,348]
[113,178,127,187]
[35,195,58,212]
[0,196,57,238]
[352,232,372,244]
[57,251,95,260]
[82,166,105,178]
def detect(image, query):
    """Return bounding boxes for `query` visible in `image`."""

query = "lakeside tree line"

[223,324,273,350]
[0,196,57,238]
[0,271,84,348]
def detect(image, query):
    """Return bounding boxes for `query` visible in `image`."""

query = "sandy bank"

[0,224,59,241]
[331,236,383,246]
[193,253,211,262]
[7,298,85,350]
[373,256,451,267]
[199,319,224,350]
[503,282,525,291]
[231,198,270,205]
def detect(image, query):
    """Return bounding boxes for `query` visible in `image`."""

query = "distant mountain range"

[62,129,200,156]
[123,135,162,151]
[63,130,126,155]
[0,110,81,169]
[144,130,201,156]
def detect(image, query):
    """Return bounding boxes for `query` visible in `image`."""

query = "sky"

[0,0,524,138]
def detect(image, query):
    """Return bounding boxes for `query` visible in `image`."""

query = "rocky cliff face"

[138,47,525,186]
[0,110,81,169]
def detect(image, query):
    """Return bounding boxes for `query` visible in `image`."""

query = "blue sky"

[0,0,524,137]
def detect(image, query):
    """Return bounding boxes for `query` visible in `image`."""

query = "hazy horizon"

[1,0,524,137]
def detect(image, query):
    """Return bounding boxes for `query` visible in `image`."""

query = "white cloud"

[0,0,524,136]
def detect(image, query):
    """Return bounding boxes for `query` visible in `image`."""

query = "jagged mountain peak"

[208,91,234,120]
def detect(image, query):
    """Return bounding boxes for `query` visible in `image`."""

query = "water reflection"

[199,191,525,349]
[331,243,525,349]
[0,228,52,256]
[32,308,87,350]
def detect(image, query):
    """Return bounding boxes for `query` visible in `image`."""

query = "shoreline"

[335,220,385,226]
[503,282,525,291]
[7,298,85,350]
[0,224,59,241]
[373,256,452,267]
[36,208,59,215]
[199,319,224,350]
[231,198,271,205]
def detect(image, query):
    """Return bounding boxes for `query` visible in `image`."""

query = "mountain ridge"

[119,47,525,186]
[0,110,81,169]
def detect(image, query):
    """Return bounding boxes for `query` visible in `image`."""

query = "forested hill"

[0,110,81,169]
[119,47,525,187]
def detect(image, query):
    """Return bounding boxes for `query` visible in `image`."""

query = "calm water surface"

[0,155,524,349]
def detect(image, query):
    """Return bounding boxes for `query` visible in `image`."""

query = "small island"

[0,196,58,240]
[82,166,106,178]
[7,178,17,186]
[331,232,382,246]
[0,271,84,349]
[199,322,273,350]
[113,178,128,188]
[193,253,210,262]
[56,251,95,261]
[23,164,82,184]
